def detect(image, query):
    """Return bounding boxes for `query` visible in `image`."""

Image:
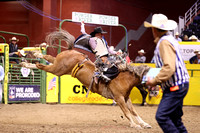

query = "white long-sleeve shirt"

[80,23,117,56]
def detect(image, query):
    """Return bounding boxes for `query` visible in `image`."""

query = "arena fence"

[0,30,30,47]
[1,43,200,105]
[44,63,200,106]
[0,44,9,104]
[0,44,47,104]
[185,0,200,26]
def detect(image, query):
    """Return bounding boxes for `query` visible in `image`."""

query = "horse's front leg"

[126,97,151,129]
[115,96,142,129]
[136,85,148,106]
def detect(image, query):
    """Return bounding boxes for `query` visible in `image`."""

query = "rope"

[86,76,94,98]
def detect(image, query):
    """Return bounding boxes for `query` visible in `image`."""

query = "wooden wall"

[0,0,197,62]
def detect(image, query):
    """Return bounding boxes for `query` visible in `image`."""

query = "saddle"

[94,53,129,83]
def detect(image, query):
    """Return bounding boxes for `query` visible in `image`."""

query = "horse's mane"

[126,64,151,81]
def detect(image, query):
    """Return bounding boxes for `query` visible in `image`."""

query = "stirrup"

[94,76,98,84]
[94,72,100,84]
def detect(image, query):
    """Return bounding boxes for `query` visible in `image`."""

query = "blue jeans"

[156,82,189,133]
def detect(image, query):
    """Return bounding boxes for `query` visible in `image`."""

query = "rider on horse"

[75,21,121,83]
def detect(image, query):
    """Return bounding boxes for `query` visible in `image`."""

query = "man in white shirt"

[175,32,182,42]
[135,49,146,63]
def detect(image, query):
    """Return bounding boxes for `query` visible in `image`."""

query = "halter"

[71,58,88,78]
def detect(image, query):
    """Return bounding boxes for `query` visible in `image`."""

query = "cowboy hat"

[90,27,107,37]
[144,14,177,30]
[138,49,145,54]
[189,35,198,40]
[175,32,179,36]
[194,49,199,54]
[9,37,19,42]
[18,50,25,56]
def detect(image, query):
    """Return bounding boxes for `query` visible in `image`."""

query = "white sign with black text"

[179,42,200,61]
[72,12,119,26]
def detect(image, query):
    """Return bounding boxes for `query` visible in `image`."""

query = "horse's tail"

[45,29,75,50]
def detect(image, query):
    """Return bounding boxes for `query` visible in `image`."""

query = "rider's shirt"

[80,22,116,57]
[92,37,109,57]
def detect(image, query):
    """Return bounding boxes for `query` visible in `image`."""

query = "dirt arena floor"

[0,103,199,133]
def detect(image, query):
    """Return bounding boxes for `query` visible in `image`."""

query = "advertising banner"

[8,85,40,101]
[46,73,58,103]
[60,75,113,104]
[179,42,200,61]
[47,63,200,105]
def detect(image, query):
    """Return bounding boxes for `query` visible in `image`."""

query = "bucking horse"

[21,30,152,129]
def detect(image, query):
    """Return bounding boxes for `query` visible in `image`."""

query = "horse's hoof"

[130,124,142,129]
[141,123,152,129]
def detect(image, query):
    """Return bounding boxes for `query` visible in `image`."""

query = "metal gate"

[1,46,46,104]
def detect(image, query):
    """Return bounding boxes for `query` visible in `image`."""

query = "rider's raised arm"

[80,21,87,34]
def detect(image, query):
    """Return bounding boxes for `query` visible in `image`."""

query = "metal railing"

[0,31,30,47]
[0,35,6,43]
[185,0,200,25]
[187,69,200,77]
[0,47,47,104]
[8,57,41,85]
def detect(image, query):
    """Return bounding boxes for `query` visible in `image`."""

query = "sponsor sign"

[0,45,5,53]
[8,85,40,101]
[21,67,30,77]
[72,12,119,26]
[179,42,200,61]
[46,74,58,103]
[60,75,113,104]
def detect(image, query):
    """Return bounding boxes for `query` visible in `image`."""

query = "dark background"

[0,0,198,62]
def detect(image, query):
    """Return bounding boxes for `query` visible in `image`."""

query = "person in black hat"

[80,21,118,61]
[79,21,120,83]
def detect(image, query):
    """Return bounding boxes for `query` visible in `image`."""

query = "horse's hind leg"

[115,96,142,129]
[126,97,151,129]
[33,52,55,64]
[36,63,62,76]
[36,58,68,76]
